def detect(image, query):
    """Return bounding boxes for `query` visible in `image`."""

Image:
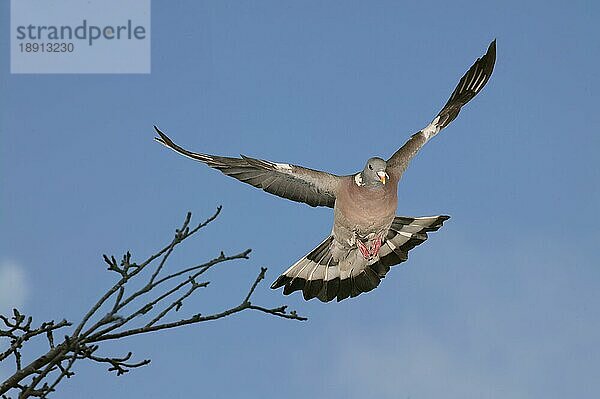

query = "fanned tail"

[371,215,450,277]
[270,236,344,302]
[271,215,450,303]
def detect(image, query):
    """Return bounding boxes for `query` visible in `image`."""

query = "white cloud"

[0,260,28,315]
[0,260,28,379]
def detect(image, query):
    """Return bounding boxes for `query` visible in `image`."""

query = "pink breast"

[337,180,397,231]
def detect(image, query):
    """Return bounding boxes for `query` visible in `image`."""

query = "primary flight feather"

[154,40,496,302]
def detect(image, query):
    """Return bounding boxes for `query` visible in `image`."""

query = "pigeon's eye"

[368,164,373,170]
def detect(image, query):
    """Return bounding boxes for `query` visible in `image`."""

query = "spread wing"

[154,126,341,208]
[387,40,496,179]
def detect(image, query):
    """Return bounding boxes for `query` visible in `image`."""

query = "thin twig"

[39,355,77,399]
[0,209,306,399]
[244,267,267,303]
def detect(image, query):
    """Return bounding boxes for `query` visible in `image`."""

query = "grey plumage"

[387,40,496,179]
[360,157,389,187]
[271,215,449,302]
[154,40,496,302]
[154,129,340,208]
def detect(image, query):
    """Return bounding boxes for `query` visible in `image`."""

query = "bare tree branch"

[0,208,306,399]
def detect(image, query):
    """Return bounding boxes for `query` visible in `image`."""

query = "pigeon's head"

[361,157,389,186]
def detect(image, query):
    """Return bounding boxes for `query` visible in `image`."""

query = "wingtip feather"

[153,125,174,147]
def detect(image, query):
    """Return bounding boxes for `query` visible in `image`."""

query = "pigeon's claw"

[370,236,383,257]
[357,240,371,259]
[356,235,383,260]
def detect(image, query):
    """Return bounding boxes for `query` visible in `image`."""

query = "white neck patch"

[354,173,364,186]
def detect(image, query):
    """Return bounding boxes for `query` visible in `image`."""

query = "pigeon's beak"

[377,171,389,185]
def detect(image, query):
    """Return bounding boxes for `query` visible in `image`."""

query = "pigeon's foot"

[357,240,371,259]
[356,235,383,260]
[369,236,383,257]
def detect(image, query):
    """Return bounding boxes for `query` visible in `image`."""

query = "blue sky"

[1,1,599,398]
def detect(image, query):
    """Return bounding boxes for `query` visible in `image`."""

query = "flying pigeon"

[154,40,496,302]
